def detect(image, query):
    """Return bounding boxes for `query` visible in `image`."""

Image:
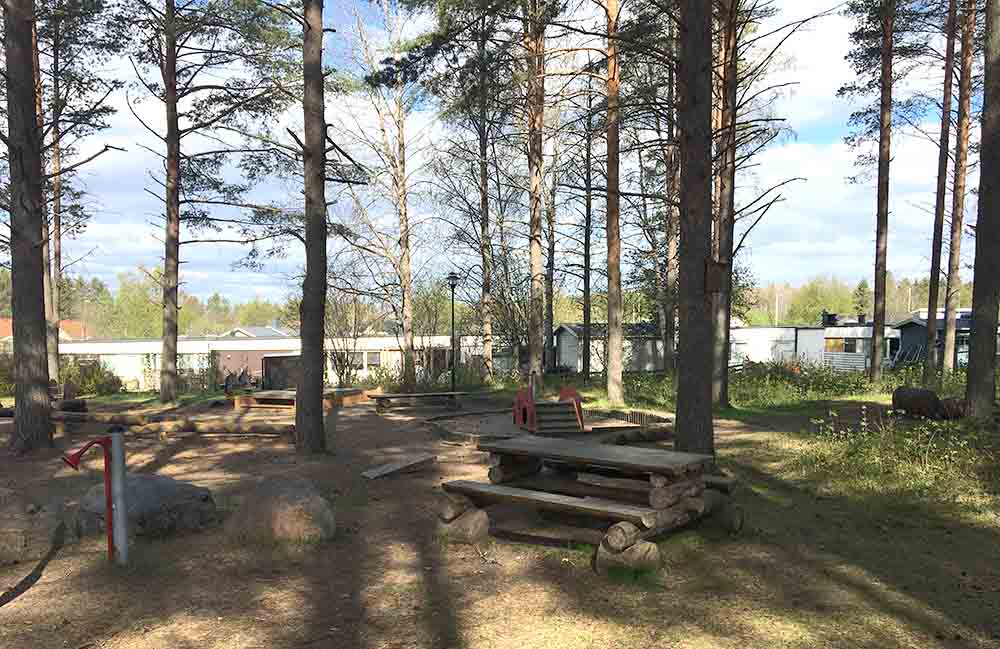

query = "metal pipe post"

[109,431,129,566]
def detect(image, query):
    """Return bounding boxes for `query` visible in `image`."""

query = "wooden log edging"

[50,411,294,437]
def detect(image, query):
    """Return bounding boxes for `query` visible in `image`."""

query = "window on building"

[350,352,364,370]
[367,351,381,369]
[843,338,857,354]
[825,338,845,353]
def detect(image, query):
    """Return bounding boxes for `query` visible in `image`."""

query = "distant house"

[820,312,900,371]
[890,308,999,367]
[0,317,91,353]
[552,322,826,373]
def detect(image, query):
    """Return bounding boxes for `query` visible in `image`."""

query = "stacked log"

[487,454,543,484]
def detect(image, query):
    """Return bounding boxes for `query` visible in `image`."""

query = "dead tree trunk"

[662,25,678,371]
[605,0,624,406]
[51,17,64,379]
[526,1,546,379]
[296,0,329,454]
[924,0,957,385]
[869,0,894,382]
[160,0,181,403]
[966,0,1000,418]
[943,0,976,373]
[397,98,416,391]
[544,139,559,370]
[582,86,594,378]
[6,0,52,452]
[477,18,493,380]
[711,0,738,407]
[675,0,715,455]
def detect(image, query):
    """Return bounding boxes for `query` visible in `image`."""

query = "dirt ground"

[1,399,998,649]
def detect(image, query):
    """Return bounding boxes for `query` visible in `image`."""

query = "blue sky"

[60,0,973,302]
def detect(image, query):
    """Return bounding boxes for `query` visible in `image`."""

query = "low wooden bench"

[372,391,469,413]
[233,388,365,412]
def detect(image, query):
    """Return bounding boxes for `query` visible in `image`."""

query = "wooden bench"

[372,391,469,412]
[233,388,365,412]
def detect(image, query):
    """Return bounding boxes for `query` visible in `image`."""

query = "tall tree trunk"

[296,0,328,453]
[582,89,593,378]
[33,20,60,381]
[663,29,678,369]
[605,0,624,406]
[51,15,64,361]
[869,0,894,382]
[675,0,715,455]
[478,18,493,379]
[544,139,558,370]
[966,0,1000,418]
[6,0,52,453]
[924,0,957,385]
[397,96,416,391]
[160,0,181,403]
[943,0,976,372]
[711,0,738,407]
[526,1,546,380]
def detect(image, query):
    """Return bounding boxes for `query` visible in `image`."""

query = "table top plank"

[477,435,712,474]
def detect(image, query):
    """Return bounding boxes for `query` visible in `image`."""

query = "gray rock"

[225,475,335,544]
[0,488,78,564]
[78,474,216,538]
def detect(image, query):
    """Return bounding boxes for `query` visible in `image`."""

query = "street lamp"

[446,271,461,392]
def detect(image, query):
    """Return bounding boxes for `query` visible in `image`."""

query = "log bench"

[233,388,364,412]
[438,435,740,570]
[372,391,469,413]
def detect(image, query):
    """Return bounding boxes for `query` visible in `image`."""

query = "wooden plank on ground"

[362,453,437,479]
[443,479,663,528]
[375,392,469,399]
[478,435,712,475]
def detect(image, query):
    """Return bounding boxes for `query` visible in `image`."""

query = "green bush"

[0,355,13,397]
[60,358,124,396]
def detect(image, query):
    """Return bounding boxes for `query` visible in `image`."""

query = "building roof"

[219,325,295,338]
[556,322,661,339]
[0,317,90,340]
[892,311,974,331]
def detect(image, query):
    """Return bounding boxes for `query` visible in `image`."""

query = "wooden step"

[443,480,664,528]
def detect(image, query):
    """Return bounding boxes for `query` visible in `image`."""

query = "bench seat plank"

[443,479,663,528]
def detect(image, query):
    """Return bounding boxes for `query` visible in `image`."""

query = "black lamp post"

[446,272,461,392]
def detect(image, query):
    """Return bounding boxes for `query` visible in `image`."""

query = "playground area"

[1,392,999,648]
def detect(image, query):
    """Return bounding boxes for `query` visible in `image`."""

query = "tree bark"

[582,86,594,378]
[924,0,957,386]
[544,139,558,370]
[869,0,894,382]
[605,0,624,406]
[966,0,1000,418]
[6,0,53,453]
[51,14,64,367]
[526,0,546,380]
[675,0,715,455]
[32,19,60,381]
[478,17,493,380]
[711,0,738,407]
[397,95,416,391]
[160,0,181,403]
[943,0,976,373]
[296,0,328,454]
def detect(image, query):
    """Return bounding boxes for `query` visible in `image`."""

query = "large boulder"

[225,475,335,544]
[892,387,945,419]
[0,488,77,564]
[78,474,216,538]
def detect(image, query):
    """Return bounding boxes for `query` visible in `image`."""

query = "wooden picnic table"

[477,435,713,477]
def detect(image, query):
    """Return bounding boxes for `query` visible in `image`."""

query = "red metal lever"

[62,436,115,561]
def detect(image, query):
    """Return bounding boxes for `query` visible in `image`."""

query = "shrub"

[60,358,123,396]
[0,355,13,397]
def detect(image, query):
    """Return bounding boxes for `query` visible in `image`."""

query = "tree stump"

[892,387,945,419]
[437,508,489,544]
